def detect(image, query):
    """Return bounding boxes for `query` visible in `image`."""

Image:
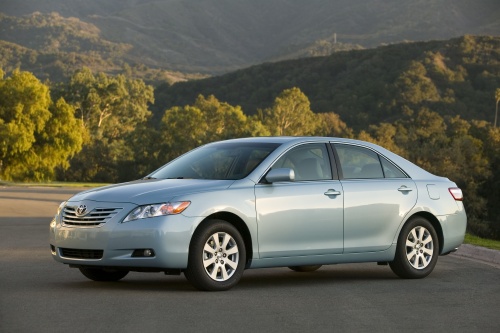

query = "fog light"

[132,249,155,257]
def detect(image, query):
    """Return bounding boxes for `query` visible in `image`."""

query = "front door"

[255,143,344,258]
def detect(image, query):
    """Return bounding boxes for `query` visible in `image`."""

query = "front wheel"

[184,220,246,291]
[390,216,439,279]
[79,267,129,281]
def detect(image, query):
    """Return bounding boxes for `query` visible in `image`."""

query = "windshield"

[150,142,280,180]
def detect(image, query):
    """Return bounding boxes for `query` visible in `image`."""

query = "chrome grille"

[62,206,121,227]
[60,248,103,259]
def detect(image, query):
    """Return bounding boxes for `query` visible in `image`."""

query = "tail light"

[449,188,463,201]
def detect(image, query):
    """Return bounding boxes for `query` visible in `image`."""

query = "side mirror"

[265,168,295,183]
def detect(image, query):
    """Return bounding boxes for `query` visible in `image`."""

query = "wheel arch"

[195,212,253,268]
[406,211,444,254]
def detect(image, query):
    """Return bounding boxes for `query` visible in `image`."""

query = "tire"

[79,267,129,281]
[390,216,439,279]
[184,219,246,291]
[288,265,322,272]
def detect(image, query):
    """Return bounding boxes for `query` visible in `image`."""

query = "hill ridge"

[1,0,499,73]
[153,35,500,129]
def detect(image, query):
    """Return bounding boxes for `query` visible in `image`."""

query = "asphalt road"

[1,186,499,333]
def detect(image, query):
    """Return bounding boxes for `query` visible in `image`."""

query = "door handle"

[398,186,413,193]
[324,189,341,196]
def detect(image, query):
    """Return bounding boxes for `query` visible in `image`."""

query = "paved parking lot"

[1,186,499,332]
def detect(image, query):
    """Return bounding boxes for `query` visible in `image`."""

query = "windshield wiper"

[142,176,156,180]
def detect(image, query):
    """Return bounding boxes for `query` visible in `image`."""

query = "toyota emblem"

[76,205,87,216]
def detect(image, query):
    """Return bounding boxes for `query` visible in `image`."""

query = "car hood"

[68,179,235,205]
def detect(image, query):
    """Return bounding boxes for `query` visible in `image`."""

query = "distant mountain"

[0,12,205,83]
[1,0,499,74]
[153,36,500,129]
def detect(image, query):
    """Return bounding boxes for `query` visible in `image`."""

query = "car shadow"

[54,264,402,292]
[237,265,399,288]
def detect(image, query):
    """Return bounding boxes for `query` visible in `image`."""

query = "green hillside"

[1,0,499,73]
[0,12,205,83]
[154,35,500,129]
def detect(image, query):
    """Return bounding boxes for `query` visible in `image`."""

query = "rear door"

[332,143,417,253]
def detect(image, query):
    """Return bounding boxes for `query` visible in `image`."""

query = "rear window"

[333,144,407,179]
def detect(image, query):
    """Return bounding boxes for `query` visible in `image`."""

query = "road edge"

[451,244,500,268]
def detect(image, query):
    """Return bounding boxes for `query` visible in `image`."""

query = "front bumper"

[50,201,201,269]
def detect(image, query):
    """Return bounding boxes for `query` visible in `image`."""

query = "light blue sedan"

[50,137,466,291]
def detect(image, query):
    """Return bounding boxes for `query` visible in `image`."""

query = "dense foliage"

[1,36,499,240]
[54,68,155,182]
[155,36,500,130]
[0,69,82,180]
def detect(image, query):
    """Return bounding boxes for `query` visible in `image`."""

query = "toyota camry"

[50,137,466,291]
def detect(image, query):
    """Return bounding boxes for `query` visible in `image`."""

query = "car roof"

[217,136,445,182]
[215,136,358,145]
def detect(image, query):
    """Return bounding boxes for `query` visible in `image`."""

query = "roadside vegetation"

[465,234,500,251]
[0,181,107,188]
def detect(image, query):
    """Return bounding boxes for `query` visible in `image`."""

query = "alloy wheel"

[202,232,239,281]
[405,226,434,270]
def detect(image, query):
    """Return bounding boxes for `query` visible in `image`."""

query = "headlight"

[56,201,66,216]
[123,201,191,222]
[52,201,66,226]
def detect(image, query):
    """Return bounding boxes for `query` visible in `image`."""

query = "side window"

[272,144,332,181]
[380,157,407,178]
[334,144,384,179]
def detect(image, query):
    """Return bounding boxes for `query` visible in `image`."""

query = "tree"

[262,87,318,136]
[161,105,209,160]
[315,112,354,138]
[0,70,83,181]
[396,61,440,105]
[482,126,500,238]
[193,95,256,142]
[495,88,500,128]
[357,123,407,157]
[63,67,154,139]
[470,122,500,238]
[58,68,155,182]
[159,95,269,162]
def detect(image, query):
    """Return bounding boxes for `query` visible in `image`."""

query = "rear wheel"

[288,265,322,272]
[390,216,439,279]
[184,219,246,291]
[79,267,129,281]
